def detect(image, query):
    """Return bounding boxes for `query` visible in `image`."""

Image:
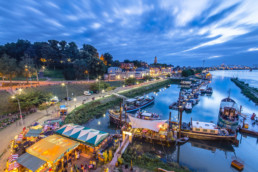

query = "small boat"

[231,160,244,171]
[169,102,179,110]
[125,96,155,112]
[135,110,160,120]
[239,113,258,136]
[217,97,239,131]
[185,102,192,111]
[176,137,189,145]
[181,121,236,141]
[206,87,213,94]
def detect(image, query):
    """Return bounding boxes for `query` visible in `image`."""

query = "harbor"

[3,70,258,172]
[86,70,258,172]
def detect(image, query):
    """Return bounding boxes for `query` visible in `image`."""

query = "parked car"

[84,90,92,96]
[63,97,72,101]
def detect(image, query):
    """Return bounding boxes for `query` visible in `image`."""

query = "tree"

[112,60,121,67]
[87,58,107,78]
[0,54,19,85]
[19,56,36,84]
[73,59,88,80]
[125,77,136,85]
[182,69,195,77]
[103,53,113,66]
[81,44,99,59]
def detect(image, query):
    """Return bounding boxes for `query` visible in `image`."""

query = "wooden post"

[119,103,122,126]
[169,112,171,131]
[178,107,183,139]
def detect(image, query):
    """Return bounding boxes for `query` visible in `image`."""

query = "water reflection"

[84,70,258,171]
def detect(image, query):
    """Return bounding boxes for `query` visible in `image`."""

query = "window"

[210,130,215,133]
[195,128,200,132]
[203,129,208,132]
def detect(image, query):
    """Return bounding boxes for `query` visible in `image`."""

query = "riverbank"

[231,78,258,104]
[120,79,171,98]
[66,79,171,125]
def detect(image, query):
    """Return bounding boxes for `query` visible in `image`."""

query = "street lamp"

[73,98,77,108]
[11,93,24,126]
[61,83,69,106]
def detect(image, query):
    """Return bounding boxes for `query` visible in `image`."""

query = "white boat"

[84,90,92,96]
[185,102,192,110]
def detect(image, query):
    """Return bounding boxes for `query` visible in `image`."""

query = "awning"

[26,135,79,163]
[25,129,42,137]
[17,153,46,172]
[56,124,109,147]
[128,115,167,132]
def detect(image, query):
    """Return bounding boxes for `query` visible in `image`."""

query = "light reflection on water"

[85,70,258,172]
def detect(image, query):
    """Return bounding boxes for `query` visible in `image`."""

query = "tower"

[154,56,157,64]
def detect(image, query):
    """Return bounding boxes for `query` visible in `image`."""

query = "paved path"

[0,79,164,170]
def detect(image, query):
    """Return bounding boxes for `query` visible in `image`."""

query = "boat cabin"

[192,121,218,134]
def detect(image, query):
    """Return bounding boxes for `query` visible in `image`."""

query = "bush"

[125,77,136,86]
[142,75,153,81]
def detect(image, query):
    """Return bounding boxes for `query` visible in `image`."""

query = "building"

[154,56,157,64]
[120,63,134,70]
[135,67,149,79]
[150,67,161,77]
[107,67,122,74]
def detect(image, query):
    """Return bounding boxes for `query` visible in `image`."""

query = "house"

[120,63,134,70]
[107,67,122,74]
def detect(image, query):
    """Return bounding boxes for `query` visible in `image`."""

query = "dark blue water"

[85,70,258,172]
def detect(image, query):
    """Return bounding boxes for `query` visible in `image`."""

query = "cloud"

[0,0,258,66]
[247,47,258,52]
[207,55,221,59]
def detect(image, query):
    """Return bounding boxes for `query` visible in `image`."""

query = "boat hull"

[126,97,155,112]
[181,130,236,141]
[217,116,239,130]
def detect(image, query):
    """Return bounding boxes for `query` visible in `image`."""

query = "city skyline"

[0,0,258,66]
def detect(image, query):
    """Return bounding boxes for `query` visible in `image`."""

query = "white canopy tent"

[128,115,167,132]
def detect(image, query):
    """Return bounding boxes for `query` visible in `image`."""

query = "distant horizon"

[1,0,258,66]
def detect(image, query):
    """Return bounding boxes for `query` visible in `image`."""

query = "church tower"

[154,56,157,64]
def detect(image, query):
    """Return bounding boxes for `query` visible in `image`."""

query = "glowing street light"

[61,83,69,106]
[11,91,24,126]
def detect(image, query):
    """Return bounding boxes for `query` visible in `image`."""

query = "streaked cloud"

[0,0,257,66]
[247,47,258,52]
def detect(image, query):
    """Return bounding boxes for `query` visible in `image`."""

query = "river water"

[85,70,258,172]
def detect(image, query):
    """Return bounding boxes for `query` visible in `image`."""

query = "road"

[0,79,164,170]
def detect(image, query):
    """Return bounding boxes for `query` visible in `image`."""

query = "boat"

[134,110,160,120]
[180,121,236,141]
[169,102,179,110]
[185,102,192,111]
[231,160,244,171]
[125,96,155,112]
[206,87,213,94]
[176,137,189,145]
[200,86,206,94]
[239,113,258,136]
[217,97,240,131]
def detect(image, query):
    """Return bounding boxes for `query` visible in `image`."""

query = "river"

[85,70,258,172]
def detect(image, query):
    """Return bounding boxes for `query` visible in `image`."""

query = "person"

[81,164,84,171]
[76,150,80,160]
[83,164,88,172]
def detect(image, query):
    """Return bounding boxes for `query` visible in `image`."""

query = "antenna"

[228,89,231,98]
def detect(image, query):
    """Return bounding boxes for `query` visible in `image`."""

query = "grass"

[106,81,124,87]
[65,95,122,124]
[23,83,91,99]
[121,79,171,98]
[231,78,258,104]
[43,69,64,79]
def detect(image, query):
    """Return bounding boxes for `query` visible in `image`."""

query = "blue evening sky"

[0,0,258,66]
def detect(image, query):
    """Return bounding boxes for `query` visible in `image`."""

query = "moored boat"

[180,121,236,141]
[185,102,192,111]
[217,97,239,131]
[125,96,155,112]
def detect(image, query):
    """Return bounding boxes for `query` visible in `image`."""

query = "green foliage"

[65,95,123,124]
[0,54,19,82]
[89,81,110,93]
[125,77,137,86]
[142,75,153,81]
[182,69,195,77]
[231,78,258,104]
[122,144,188,172]
[43,69,64,79]
[11,90,53,111]
[103,53,113,66]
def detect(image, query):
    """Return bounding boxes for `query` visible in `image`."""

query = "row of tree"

[0,39,115,81]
